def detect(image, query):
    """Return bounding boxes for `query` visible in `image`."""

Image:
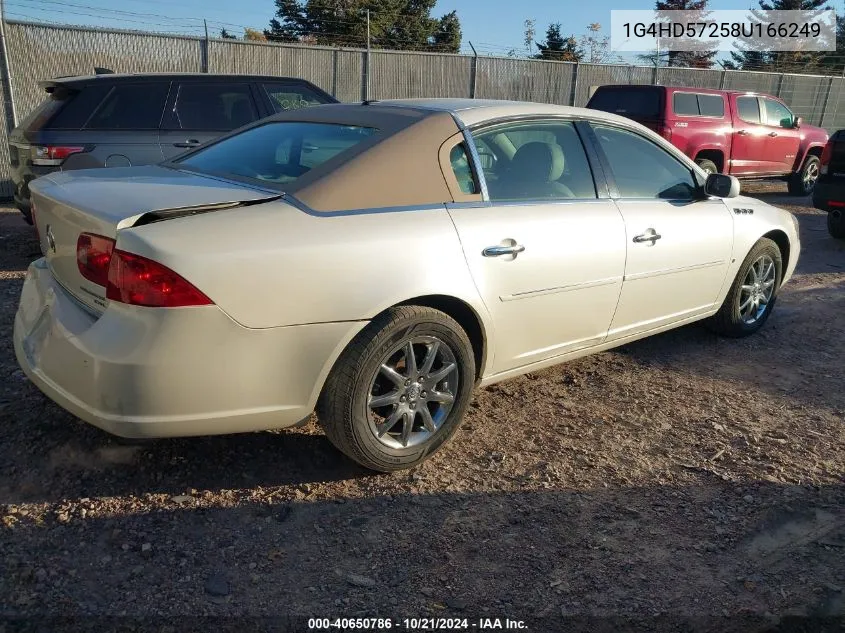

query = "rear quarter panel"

[665,90,730,168]
[115,201,492,333]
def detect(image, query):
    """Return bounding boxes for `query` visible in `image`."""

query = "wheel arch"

[394,294,489,382]
[694,148,725,172]
[762,229,791,285]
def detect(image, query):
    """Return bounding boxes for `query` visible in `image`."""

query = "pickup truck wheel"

[696,159,718,175]
[707,238,782,338]
[788,156,820,196]
[829,210,845,239]
[317,306,475,472]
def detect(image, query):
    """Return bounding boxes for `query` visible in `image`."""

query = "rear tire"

[696,158,719,175]
[829,210,845,239]
[787,156,820,196]
[708,238,783,338]
[317,306,475,472]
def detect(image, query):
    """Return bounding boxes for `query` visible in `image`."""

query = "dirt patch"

[0,186,843,629]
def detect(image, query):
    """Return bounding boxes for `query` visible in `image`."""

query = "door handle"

[633,230,662,244]
[737,130,749,136]
[483,244,525,257]
[768,131,778,137]
[173,139,200,148]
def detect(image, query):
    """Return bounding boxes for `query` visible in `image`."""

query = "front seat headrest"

[510,141,566,182]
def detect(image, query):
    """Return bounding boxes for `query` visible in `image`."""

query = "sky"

[1,0,839,60]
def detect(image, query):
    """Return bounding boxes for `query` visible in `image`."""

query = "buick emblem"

[45,225,56,253]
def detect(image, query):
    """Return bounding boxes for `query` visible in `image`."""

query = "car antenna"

[362,99,379,105]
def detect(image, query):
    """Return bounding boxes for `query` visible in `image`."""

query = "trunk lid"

[31,165,280,313]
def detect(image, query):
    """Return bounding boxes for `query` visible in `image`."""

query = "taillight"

[820,141,833,175]
[659,125,673,141]
[106,250,212,308]
[77,233,116,287]
[30,145,86,166]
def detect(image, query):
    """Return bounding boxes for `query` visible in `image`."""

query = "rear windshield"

[175,121,379,186]
[17,89,75,132]
[587,87,661,119]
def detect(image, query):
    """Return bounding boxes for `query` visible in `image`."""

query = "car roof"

[591,84,776,99]
[344,98,640,128]
[41,72,324,88]
[174,97,695,213]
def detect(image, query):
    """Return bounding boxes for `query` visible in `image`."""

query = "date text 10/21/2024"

[307,618,529,630]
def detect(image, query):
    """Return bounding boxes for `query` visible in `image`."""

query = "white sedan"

[13,99,800,471]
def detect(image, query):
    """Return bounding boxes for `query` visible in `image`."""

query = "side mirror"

[704,173,740,198]
[793,116,802,129]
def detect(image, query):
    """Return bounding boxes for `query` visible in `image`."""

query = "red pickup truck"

[587,85,829,196]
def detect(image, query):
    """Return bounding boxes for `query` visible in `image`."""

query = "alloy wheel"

[739,254,776,324]
[366,336,459,449]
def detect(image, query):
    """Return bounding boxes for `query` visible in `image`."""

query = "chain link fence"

[2,19,845,199]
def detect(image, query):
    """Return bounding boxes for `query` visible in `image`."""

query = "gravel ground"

[0,184,843,632]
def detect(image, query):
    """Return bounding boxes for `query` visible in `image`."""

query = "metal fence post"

[332,48,339,98]
[572,62,580,106]
[0,0,18,131]
[468,41,478,98]
[776,73,785,98]
[719,70,726,89]
[819,76,835,128]
[360,50,369,101]
[200,19,209,73]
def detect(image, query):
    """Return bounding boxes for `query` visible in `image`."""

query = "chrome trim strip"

[449,112,490,202]
[624,260,726,282]
[282,194,447,217]
[500,276,622,302]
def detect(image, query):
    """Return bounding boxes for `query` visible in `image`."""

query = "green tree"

[534,23,582,62]
[654,0,717,68]
[729,0,831,72]
[220,28,238,39]
[264,0,462,52]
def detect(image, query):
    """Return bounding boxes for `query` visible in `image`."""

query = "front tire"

[829,210,845,239]
[788,155,820,196]
[317,306,476,472]
[708,238,783,338]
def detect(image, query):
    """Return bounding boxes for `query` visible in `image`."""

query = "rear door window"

[672,93,725,118]
[85,83,169,130]
[698,94,725,117]
[262,83,329,113]
[672,92,699,116]
[172,83,259,131]
[736,96,761,124]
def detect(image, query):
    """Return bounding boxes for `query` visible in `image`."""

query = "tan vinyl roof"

[257,104,462,212]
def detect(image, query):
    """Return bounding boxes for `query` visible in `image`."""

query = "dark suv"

[8,72,337,223]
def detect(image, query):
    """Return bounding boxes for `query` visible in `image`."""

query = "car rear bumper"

[812,178,845,212]
[14,258,366,438]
